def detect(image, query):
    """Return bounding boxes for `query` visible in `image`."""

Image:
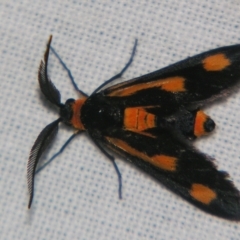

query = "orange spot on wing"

[202,53,230,71]
[194,110,209,137]
[190,184,217,204]
[151,155,177,171]
[106,137,177,171]
[71,98,86,130]
[160,77,185,92]
[108,77,186,96]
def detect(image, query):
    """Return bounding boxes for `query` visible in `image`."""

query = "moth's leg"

[36,131,83,174]
[91,137,123,199]
[92,39,138,94]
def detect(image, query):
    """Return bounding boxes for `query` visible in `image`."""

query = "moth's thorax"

[81,94,123,131]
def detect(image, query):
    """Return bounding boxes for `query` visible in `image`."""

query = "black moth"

[28,35,240,220]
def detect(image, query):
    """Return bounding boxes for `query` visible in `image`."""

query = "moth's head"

[38,35,87,130]
[27,35,86,209]
[59,99,75,125]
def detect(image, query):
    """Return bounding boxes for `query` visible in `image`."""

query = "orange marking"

[71,98,86,130]
[108,77,186,96]
[194,110,209,137]
[138,108,148,130]
[151,155,177,171]
[106,137,177,171]
[124,108,138,129]
[124,107,156,131]
[160,77,185,92]
[202,53,230,71]
[147,113,155,128]
[190,184,217,205]
[125,130,156,138]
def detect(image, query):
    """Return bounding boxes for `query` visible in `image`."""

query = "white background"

[1,0,240,239]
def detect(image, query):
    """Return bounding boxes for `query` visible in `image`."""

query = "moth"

[27,35,240,220]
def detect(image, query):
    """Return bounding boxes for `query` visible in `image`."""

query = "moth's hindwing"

[101,129,240,220]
